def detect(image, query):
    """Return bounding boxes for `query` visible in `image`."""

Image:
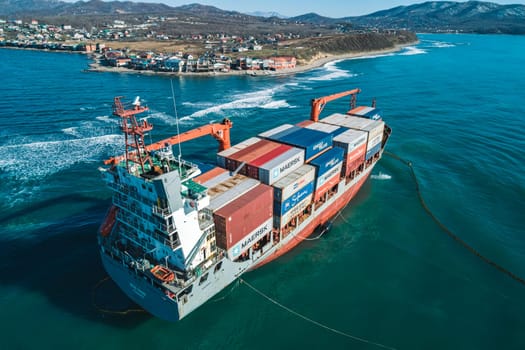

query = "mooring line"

[92,276,146,315]
[384,151,525,287]
[240,278,398,350]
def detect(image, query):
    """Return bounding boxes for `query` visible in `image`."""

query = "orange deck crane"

[310,88,361,122]
[105,97,233,166]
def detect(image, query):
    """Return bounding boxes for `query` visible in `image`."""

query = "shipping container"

[360,120,385,152]
[273,193,313,228]
[309,147,344,177]
[342,143,367,176]
[274,181,314,216]
[216,137,260,167]
[365,142,382,160]
[213,184,273,257]
[321,113,375,130]
[193,167,230,187]
[222,139,281,173]
[207,175,260,211]
[258,147,305,185]
[333,129,368,177]
[265,127,332,161]
[245,144,291,179]
[314,164,342,202]
[258,124,294,138]
[349,106,382,120]
[305,122,347,137]
[225,218,273,259]
[333,129,367,154]
[273,164,316,202]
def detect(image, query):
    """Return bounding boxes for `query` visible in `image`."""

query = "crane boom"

[310,88,361,122]
[105,118,233,165]
[146,118,233,153]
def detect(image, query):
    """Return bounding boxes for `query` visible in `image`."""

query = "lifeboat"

[99,206,118,237]
[150,265,175,283]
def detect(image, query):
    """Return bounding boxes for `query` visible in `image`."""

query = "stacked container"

[193,167,230,188]
[263,127,332,162]
[216,137,260,168]
[305,122,347,138]
[320,113,385,161]
[348,106,382,120]
[309,147,344,201]
[332,129,368,177]
[272,164,316,228]
[206,174,260,212]
[213,184,274,259]
[348,106,381,120]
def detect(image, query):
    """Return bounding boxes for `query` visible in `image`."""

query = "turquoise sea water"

[1,34,524,349]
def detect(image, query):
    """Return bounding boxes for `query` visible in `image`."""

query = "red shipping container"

[342,143,366,176]
[213,184,273,250]
[193,167,228,184]
[314,171,341,202]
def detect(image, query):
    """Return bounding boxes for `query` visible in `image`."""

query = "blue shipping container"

[274,181,314,216]
[272,125,302,140]
[309,147,344,176]
[268,128,332,161]
[365,142,381,160]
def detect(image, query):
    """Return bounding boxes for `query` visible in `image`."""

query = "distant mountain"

[346,1,525,33]
[290,12,337,25]
[1,0,525,34]
[247,11,288,18]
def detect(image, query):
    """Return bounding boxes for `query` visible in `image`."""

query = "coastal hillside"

[344,1,525,34]
[1,0,525,34]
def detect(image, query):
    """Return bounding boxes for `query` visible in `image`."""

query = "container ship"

[98,88,391,321]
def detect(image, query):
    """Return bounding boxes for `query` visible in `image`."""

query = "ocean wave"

[398,46,427,56]
[0,134,122,180]
[371,172,392,180]
[184,85,293,120]
[95,115,117,124]
[309,60,356,81]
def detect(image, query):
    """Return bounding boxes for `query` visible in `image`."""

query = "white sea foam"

[61,127,82,138]
[309,60,356,81]
[371,172,392,180]
[432,41,455,48]
[95,115,117,124]
[0,134,122,180]
[184,85,293,121]
[398,46,427,56]
[148,110,180,126]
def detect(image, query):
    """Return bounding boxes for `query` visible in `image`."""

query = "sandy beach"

[85,43,416,77]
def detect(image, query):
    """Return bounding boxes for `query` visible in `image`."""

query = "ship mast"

[113,96,153,173]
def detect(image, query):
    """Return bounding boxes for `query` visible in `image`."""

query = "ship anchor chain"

[384,151,525,287]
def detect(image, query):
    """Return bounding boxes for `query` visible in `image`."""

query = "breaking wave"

[0,134,122,180]
[309,60,356,81]
[183,85,293,121]
[398,46,427,56]
[371,172,392,180]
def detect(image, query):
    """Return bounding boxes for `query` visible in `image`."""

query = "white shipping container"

[207,176,260,211]
[315,162,342,188]
[274,193,313,228]
[321,113,375,130]
[258,124,294,138]
[273,164,316,202]
[258,147,305,185]
[305,122,342,134]
[333,129,367,154]
[361,120,384,149]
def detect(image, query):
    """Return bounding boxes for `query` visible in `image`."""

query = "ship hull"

[100,158,378,321]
